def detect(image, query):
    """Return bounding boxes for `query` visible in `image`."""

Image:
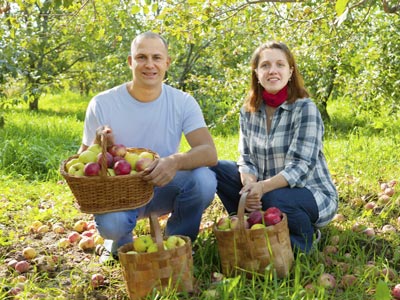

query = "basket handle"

[99,132,108,177]
[149,212,165,252]
[237,192,248,231]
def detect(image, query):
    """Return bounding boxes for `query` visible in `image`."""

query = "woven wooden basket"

[60,133,159,214]
[118,213,194,300]
[213,192,294,278]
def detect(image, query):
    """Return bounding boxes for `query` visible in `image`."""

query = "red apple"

[112,155,125,165]
[392,283,400,299]
[91,273,105,288]
[114,159,131,175]
[97,152,113,168]
[108,144,127,157]
[247,210,263,226]
[84,162,101,176]
[68,231,81,243]
[264,207,282,216]
[341,274,357,288]
[135,157,153,172]
[78,236,95,250]
[264,212,282,226]
[384,187,395,197]
[15,261,30,273]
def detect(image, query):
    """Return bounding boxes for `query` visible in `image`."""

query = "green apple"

[130,170,137,175]
[79,150,97,164]
[216,217,231,231]
[165,235,186,250]
[146,243,158,253]
[66,158,80,170]
[68,162,85,176]
[139,151,154,160]
[133,235,154,253]
[126,250,138,255]
[250,223,266,230]
[87,144,102,155]
[124,152,140,169]
[107,168,116,176]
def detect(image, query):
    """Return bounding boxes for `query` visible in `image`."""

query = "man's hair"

[131,31,169,54]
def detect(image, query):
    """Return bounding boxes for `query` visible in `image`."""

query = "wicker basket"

[213,192,294,278]
[60,134,159,214]
[118,213,194,300]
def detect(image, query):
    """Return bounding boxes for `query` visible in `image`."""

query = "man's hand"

[140,156,178,187]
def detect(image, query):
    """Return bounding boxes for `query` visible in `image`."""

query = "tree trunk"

[29,94,40,111]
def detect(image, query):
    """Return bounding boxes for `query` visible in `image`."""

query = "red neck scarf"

[262,85,288,107]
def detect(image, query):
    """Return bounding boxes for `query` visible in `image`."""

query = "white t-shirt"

[82,83,207,158]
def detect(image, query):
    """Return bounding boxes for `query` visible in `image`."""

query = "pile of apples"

[66,143,155,177]
[126,234,186,254]
[216,207,283,231]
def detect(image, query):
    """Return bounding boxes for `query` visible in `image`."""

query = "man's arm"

[141,127,217,187]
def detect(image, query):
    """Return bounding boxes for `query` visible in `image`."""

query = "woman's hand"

[240,182,264,211]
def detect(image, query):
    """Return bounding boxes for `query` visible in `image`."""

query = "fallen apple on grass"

[91,273,105,288]
[392,284,400,300]
[22,247,37,260]
[318,273,336,289]
[73,220,88,233]
[67,231,81,243]
[78,236,95,250]
[15,261,30,273]
[57,238,71,248]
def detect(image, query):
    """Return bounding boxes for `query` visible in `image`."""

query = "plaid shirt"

[238,98,338,227]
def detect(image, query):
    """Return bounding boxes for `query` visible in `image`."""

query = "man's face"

[128,37,171,89]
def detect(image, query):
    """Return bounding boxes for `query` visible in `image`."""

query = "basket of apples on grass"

[60,131,159,214]
[117,212,194,300]
[213,192,294,278]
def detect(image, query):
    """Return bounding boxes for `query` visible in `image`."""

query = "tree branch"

[383,0,400,13]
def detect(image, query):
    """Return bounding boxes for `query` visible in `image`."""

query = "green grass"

[0,92,399,299]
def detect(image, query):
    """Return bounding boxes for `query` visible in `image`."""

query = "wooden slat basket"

[118,213,194,300]
[213,192,294,278]
[60,133,159,214]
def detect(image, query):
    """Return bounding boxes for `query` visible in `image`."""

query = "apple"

[133,235,154,252]
[216,216,231,230]
[135,157,153,172]
[392,283,400,299]
[381,224,396,233]
[364,201,376,210]
[341,274,357,288]
[264,207,282,216]
[139,151,154,160]
[264,212,282,226]
[124,152,140,169]
[165,235,186,250]
[37,224,50,233]
[108,144,127,157]
[87,143,102,155]
[30,220,43,232]
[53,224,65,234]
[91,273,105,288]
[9,286,23,296]
[22,247,37,259]
[78,236,95,250]
[332,213,345,222]
[229,216,239,229]
[78,150,98,164]
[107,168,116,176]
[384,187,395,197]
[147,243,159,253]
[68,162,85,176]
[126,251,138,255]
[114,160,132,175]
[68,231,81,243]
[112,155,125,165]
[93,234,104,246]
[66,158,80,171]
[362,227,375,236]
[247,210,263,227]
[97,152,113,168]
[15,261,30,273]
[73,220,88,233]
[7,259,19,269]
[84,162,101,176]
[250,223,266,230]
[318,273,336,289]
[57,238,71,248]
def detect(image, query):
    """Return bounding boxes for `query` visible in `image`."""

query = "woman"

[211,41,338,253]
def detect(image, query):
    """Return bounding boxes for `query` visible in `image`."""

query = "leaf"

[335,0,350,16]
[131,5,140,14]
[375,280,391,300]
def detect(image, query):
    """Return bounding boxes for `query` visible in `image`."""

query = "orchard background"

[1,0,400,299]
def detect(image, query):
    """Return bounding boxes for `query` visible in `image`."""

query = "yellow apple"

[73,220,87,233]
[124,152,140,169]
[250,223,266,230]
[78,150,97,164]
[87,144,102,155]
[68,162,85,176]
[22,247,37,259]
[139,151,154,160]
[66,158,80,170]
[146,243,158,253]
[133,235,154,253]
[165,235,186,250]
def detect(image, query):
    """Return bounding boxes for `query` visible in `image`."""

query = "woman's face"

[255,48,293,94]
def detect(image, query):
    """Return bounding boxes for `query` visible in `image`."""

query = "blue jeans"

[94,167,217,255]
[210,160,319,253]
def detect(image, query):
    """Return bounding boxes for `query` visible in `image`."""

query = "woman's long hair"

[244,41,309,112]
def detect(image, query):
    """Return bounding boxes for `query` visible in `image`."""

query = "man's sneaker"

[95,244,118,265]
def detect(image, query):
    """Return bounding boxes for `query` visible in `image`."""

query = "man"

[78,31,218,263]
